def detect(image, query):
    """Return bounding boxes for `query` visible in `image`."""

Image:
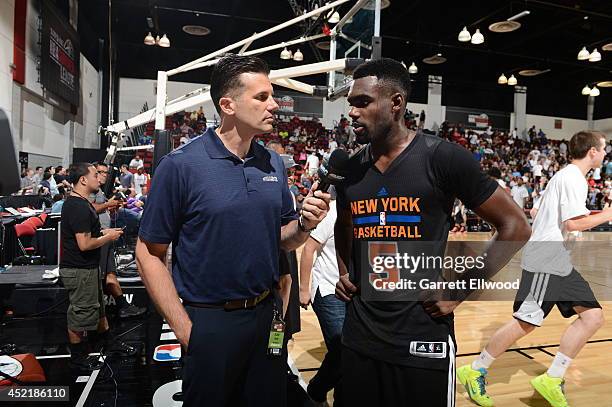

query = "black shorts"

[341,342,456,407]
[513,269,601,327]
[99,242,117,276]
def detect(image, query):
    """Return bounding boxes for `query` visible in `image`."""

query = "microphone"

[317,149,350,192]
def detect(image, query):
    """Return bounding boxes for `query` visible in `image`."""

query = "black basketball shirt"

[336,132,498,370]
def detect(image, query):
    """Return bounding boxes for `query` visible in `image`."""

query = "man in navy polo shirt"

[136,55,330,406]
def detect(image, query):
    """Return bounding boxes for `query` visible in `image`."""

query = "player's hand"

[300,182,331,230]
[335,273,357,302]
[423,300,461,318]
[299,288,311,310]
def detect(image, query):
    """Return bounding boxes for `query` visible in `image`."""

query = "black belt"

[184,290,270,311]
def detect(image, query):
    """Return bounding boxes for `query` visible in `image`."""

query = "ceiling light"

[588,48,601,62]
[293,49,304,61]
[581,85,591,95]
[408,62,418,74]
[507,74,517,86]
[471,29,484,45]
[328,10,340,24]
[182,25,211,36]
[144,32,155,45]
[589,86,600,96]
[498,73,508,84]
[280,47,291,59]
[458,26,471,42]
[577,46,590,60]
[158,34,170,48]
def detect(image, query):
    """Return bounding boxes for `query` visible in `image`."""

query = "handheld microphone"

[317,149,350,192]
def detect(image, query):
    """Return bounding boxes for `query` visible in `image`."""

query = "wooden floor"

[288,232,612,406]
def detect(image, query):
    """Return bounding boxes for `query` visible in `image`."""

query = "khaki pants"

[60,267,105,331]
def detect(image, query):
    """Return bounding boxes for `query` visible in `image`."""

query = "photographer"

[92,162,146,319]
[60,162,124,371]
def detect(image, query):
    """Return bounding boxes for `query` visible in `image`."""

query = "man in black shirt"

[334,59,531,406]
[60,162,123,371]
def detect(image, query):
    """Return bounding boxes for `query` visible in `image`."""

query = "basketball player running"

[458,130,611,407]
[334,59,531,406]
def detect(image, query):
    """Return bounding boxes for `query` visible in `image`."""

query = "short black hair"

[94,162,108,168]
[67,162,94,184]
[353,58,411,103]
[36,166,43,171]
[488,167,502,179]
[43,172,52,180]
[210,54,270,115]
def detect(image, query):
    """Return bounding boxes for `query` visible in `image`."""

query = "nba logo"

[429,344,435,352]
[153,344,181,362]
[380,212,386,225]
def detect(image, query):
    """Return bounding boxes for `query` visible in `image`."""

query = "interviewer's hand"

[175,320,193,351]
[335,273,357,302]
[300,182,331,230]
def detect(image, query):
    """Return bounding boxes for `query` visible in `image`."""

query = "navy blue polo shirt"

[139,127,298,303]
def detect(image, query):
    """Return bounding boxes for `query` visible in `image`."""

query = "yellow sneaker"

[530,373,569,407]
[457,365,494,406]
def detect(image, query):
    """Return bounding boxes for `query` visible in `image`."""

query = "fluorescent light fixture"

[577,46,590,60]
[293,49,304,61]
[144,32,155,46]
[458,26,471,42]
[471,29,484,45]
[280,47,292,59]
[158,34,170,48]
[588,48,601,62]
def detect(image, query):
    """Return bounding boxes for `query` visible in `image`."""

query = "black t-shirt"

[336,132,497,370]
[60,195,102,269]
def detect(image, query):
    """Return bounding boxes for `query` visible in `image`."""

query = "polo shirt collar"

[202,127,263,161]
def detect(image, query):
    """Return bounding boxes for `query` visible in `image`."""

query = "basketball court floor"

[289,232,612,406]
[1,232,610,406]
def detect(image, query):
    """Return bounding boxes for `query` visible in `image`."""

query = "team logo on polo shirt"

[153,344,181,362]
[263,176,278,182]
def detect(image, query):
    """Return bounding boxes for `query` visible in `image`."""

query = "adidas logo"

[377,187,388,197]
[417,345,426,352]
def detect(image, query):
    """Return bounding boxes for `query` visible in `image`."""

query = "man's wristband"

[298,215,315,233]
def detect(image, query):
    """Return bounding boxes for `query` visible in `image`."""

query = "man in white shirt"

[459,130,611,407]
[328,136,338,152]
[133,168,147,196]
[305,151,320,177]
[129,155,144,169]
[299,199,344,405]
[511,178,529,209]
[532,158,543,181]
